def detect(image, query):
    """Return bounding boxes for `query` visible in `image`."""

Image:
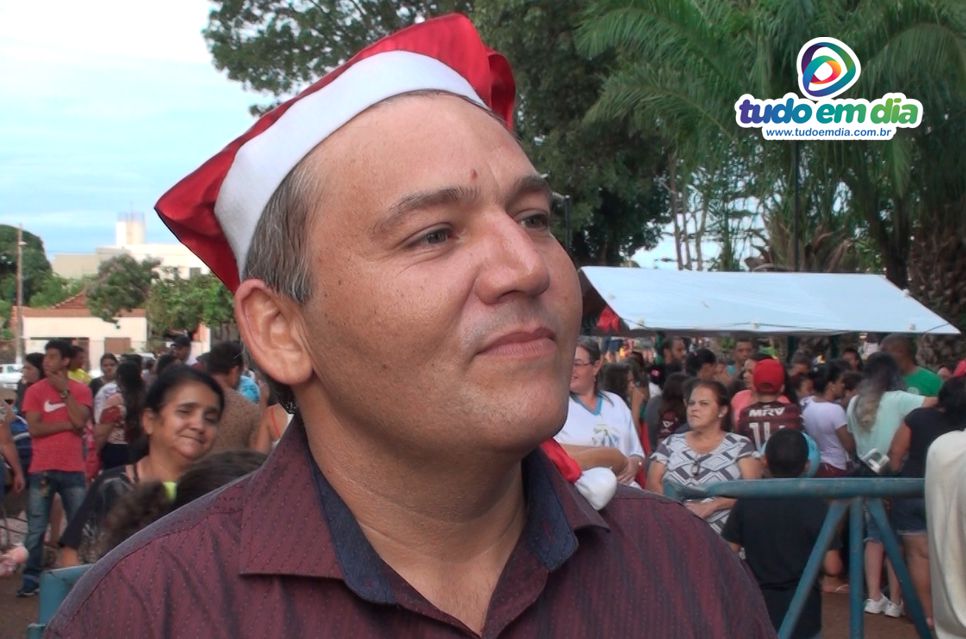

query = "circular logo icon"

[797,37,861,100]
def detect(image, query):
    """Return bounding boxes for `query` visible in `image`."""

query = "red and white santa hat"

[155,14,515,291]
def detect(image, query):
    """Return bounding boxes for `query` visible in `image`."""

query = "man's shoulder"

[23,380,49,400]
[601,485,715,538]
[68,379,93,400]
[50,472,252,630]
[911,366,941,381]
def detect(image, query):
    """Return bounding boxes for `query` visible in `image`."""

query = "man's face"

[791,362,810,377]
[44,348,69,377]
[172,345,189,362]
[667,339,686,364]
[881,341,911,370]
[70,350,86,370]
[733,341,753,366]
[294,95,581,456]
[697,363,716,382]
[842,351,859,371]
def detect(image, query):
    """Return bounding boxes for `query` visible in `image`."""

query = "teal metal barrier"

[664,477,932,639]
[25,564,91,638]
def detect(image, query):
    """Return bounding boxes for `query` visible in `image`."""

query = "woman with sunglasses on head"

[647,380,761,534]
[554,337,647,486]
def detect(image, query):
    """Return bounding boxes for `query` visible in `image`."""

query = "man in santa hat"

[48,14,771,638]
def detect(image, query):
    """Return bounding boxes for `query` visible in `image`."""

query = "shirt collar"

[239,416,609,598]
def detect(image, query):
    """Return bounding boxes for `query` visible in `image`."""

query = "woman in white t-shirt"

[554,337,645,485]
[802,362,852,477]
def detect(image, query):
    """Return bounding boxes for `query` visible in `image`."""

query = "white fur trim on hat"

[215,50,485,273]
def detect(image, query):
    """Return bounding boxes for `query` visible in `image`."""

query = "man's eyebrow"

[505,174,552,207]
[369,174,551,239]
[371,185,481,238]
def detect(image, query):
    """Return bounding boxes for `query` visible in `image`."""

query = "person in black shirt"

[887,375,966,628]
[723,428,842,639]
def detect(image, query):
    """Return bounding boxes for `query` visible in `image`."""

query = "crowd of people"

[0,337,280,597]
[553,332,966,638]
[1,331,962,637]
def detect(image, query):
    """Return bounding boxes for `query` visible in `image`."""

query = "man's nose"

[473,214,552,304]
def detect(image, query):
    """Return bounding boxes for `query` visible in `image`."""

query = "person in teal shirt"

[881,334,943,396]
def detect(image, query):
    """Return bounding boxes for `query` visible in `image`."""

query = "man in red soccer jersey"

[736,357,803,455]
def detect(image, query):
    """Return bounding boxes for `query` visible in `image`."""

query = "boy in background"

[723,429,842,639]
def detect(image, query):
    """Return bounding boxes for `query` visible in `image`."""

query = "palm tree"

[577,0,966,360]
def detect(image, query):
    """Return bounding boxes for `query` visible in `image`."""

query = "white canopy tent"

[579,267,960,337]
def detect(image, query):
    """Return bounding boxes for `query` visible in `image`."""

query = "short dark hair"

[120,353,144,369]
[938,376,966,425]
[154,353,181,377]
[842,371,863,392]
[811,362,844,394]
[661,336,687,354]
[791,351,812,368]
[100,353,118,366]
[765,428,808,478]
[881,333,916,359]
[45,339,73,359]
[206,341,244,376]
[685,348,716,376]
[70,344,85,357]
[172,335,192,348]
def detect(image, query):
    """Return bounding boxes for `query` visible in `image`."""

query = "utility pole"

[15,224,24,364]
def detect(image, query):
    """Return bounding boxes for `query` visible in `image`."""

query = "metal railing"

[25,564,91,638]
[664,477,932,639]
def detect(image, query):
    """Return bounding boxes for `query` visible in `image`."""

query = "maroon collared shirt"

[48,419,775,638]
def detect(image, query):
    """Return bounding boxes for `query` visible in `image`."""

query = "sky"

[0,1,259,257]
[0,1,696,267]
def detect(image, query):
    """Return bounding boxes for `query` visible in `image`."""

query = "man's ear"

[234,279,313,388]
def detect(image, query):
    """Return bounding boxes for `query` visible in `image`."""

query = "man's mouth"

[478,326,556,358]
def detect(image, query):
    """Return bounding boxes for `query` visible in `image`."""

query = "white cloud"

[0,1,261,258]
[0,2,214,67]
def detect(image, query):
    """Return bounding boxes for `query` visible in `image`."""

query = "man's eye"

[418,228,452,245]
[519,212,550,230]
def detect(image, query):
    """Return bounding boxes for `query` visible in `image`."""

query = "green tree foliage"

[86,255,160,323]
[578,0,965,278]
[474,0,667,265]
[29,275,88,308]
[0,226,52,303]
[204,0,471,111]
[205,0,667,264]
[146,273,235,337]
